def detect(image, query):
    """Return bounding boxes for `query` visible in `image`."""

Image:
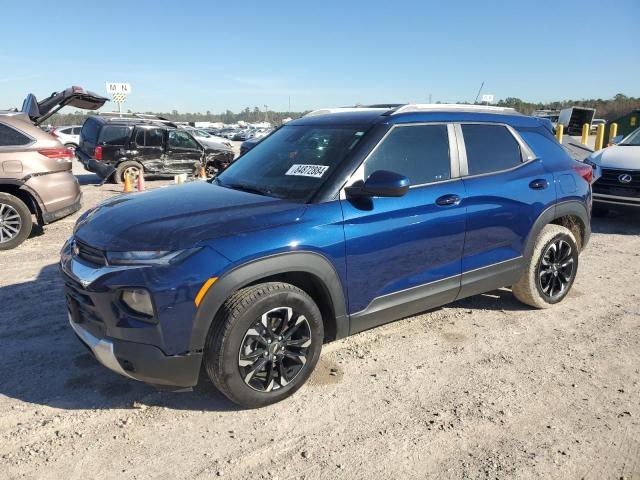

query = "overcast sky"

[1,0,639,113]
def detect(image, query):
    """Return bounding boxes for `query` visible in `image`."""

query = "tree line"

[43,94,640,126]
[495,93,640,119]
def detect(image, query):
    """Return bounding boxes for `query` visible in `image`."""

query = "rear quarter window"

[99,125,133,146]
[462,124,522,175]
[0,123,31,147]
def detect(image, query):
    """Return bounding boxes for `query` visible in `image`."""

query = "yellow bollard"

[595,123,605,150]
[608,123,618,145]
[556,124,564,144]
[581,123,589,145]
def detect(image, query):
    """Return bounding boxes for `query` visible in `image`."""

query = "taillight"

[94,146,102,160]
[38,148,74,159]
[572,162,593,184]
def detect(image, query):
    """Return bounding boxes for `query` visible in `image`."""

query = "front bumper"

[60,242,215,388]
[593,192,640,208]
[69,311,202,388]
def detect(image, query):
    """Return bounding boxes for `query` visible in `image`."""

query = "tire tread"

[204,282,316,405]
[512,224,577,309]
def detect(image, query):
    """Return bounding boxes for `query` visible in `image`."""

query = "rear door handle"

[529,179,549,190]
[435,194,461,206]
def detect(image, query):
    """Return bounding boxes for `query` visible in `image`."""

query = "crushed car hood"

[590,146,640,170]
[74,181,305,251]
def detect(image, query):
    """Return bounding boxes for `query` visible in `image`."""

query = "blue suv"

[60,105,592,408]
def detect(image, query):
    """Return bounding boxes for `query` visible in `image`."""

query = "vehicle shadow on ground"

[591,210,640,236]
[450,287,531,312]
[0,263,240,413]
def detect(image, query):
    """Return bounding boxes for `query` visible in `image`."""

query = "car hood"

[590,145,640,170]
[198,137,233,152]
[74,181,305,251]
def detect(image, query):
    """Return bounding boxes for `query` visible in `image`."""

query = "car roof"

[87,115,176,129]
[289,104,544,129]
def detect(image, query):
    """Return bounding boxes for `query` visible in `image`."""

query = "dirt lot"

[1,154,639,480]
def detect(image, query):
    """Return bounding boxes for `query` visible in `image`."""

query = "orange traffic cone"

[199,166,207,180]
[137,172,146,191]
[123,173,133,193]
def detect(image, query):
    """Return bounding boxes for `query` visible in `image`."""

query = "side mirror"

[611,135,623,145]
[345,170,410,198]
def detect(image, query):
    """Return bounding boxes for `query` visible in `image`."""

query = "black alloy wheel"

[537,238,575,300]
[238,306,312,392]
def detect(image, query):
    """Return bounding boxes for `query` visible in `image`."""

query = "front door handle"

[435,194,461,206]
[529,179,549,190]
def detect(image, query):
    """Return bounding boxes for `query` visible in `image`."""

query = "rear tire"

[63,143,77,152]
[512,224,579,309]
[0,193,33,250]
[114,161,143,185]
[204,282,323,408]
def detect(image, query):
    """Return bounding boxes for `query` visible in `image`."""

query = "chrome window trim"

[0,121,36,149]
[339,122,462,199]
[456,122,538,180]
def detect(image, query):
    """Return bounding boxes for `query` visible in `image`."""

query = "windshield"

[620,128,640,146]
[217,124,367,202]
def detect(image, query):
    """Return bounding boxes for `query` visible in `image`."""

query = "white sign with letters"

[106,82,132,94]
[481,94,494,103]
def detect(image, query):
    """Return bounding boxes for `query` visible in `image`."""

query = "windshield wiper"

[217,179,274,197]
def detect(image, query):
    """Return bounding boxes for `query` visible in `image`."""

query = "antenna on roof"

[474,81,485,104]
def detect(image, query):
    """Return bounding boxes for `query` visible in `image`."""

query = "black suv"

[76,115,235,183]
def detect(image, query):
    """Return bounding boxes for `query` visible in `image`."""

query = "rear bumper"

[43,194,81,224]
[24,170,82,222]
[82,158,116,179]
[69,314,202,388]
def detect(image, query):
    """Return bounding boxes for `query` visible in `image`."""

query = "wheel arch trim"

[188,251,348,351]
[524,200,590,260]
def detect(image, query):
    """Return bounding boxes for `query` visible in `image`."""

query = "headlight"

[106,248,200,266]
[121,288,155,317]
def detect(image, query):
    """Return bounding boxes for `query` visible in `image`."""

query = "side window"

[135,129,145,146]
[146,129,164,147]
[99,126,132,146]
[168,131,200,149]
[0,123,31,146]
[462,124,522,176]
[364,124,450,185]
[60,127,72,134]
[72,127,81,135]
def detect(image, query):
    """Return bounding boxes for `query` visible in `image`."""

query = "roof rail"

[304,107,389,117]
[389,104,521,115]
[97,112,178,127]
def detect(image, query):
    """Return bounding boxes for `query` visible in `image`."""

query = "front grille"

[62,273,105,336]
[75,240,107,266]
[593,168,640,198]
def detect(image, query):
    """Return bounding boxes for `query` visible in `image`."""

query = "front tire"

[512,224,579,309]
[0,193,33,250]
[204,282,323,408]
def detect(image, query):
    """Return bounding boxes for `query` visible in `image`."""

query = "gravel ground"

[1,151,639,480]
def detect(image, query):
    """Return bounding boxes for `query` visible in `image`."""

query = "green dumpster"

[605,109,639,142]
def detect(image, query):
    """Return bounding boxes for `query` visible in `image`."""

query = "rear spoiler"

[22,86,108,125]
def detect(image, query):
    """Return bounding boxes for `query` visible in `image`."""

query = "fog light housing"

[121,288,155,318]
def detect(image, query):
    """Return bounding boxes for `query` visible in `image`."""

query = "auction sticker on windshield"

[285,164,329,178]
